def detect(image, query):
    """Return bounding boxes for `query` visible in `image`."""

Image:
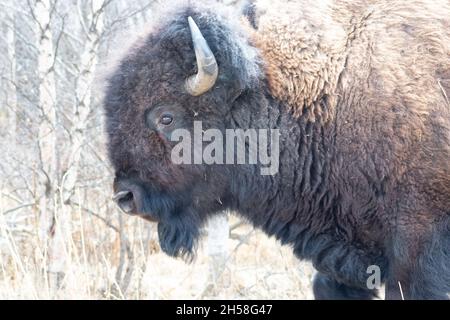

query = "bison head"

[103,3,262,258]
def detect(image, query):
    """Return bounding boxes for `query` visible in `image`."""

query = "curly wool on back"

[247,0,347,122]
[246,0,450,124]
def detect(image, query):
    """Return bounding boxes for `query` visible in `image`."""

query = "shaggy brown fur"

[104,0,450,299]
[248,0,450,122]
[245,0,450,298]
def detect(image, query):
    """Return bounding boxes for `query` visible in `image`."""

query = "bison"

[103,0,450,299]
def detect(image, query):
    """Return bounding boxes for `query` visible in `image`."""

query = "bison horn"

[185,16,219,96]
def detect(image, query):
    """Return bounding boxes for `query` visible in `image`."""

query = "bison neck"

[228,91,386,287]
[232,99,339,241]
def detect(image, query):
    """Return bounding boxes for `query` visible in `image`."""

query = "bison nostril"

[112,190,136,214]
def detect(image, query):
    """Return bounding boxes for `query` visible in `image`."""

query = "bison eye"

[160,114,173,126]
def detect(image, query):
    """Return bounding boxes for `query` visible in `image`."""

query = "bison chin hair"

[132,182,209,260]
[157,210,201,261]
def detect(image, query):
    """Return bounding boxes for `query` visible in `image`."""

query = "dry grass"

[0,193,315,300]
[143,221,315,300]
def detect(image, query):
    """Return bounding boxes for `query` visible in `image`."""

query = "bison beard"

[158,218,199,259]
[140,186,201,259]
[104,0,450,300]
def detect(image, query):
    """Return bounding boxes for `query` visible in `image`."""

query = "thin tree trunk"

[62,0,105,202]
[3,3,17,143]
[56,0,107,294]
[204,212,229,296]
[33,0,61,290]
